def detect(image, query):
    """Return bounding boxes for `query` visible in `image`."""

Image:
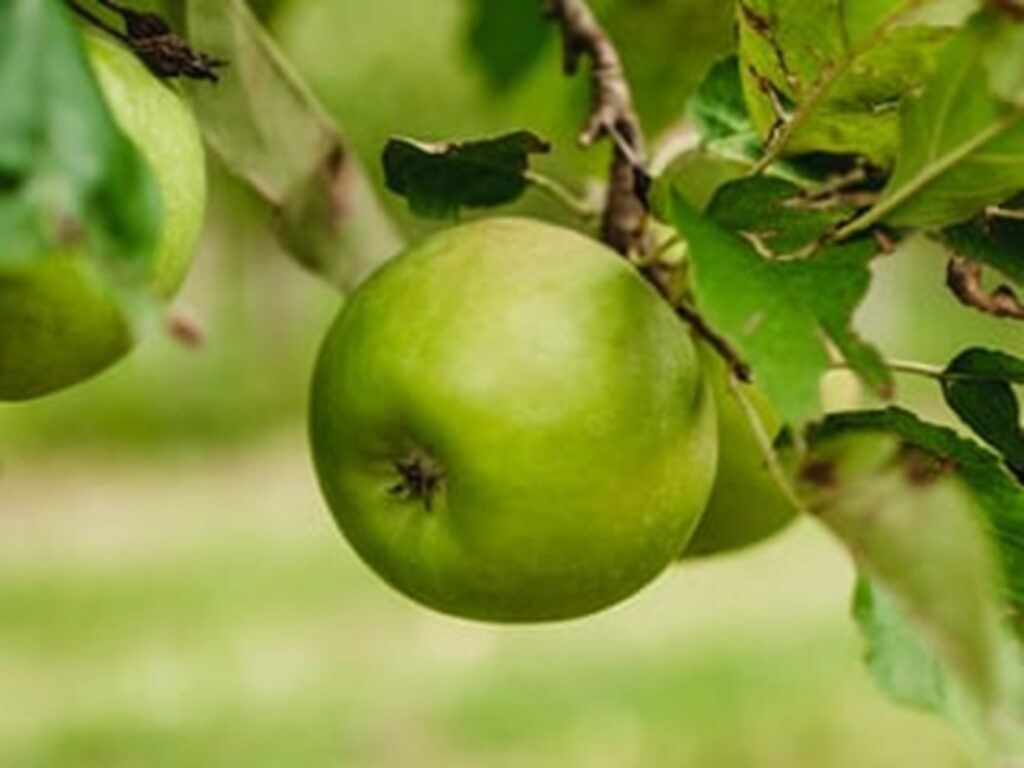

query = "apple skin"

[682,345,798,558]
[0,33,205,401]
[310,218,718,622]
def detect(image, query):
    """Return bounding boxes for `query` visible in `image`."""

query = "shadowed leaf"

[383,131,551,219]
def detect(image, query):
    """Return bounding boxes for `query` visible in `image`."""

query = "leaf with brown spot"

[181,0,401,290]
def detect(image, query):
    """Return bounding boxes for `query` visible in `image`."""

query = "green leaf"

[382,131,551,219]
[941,348,1024,476]
[943,204,1024,285]
[853,578,948,713]
[845,11,1024,233]
[687,56,763,163]
[707,177,853,253]
[801,407,1024,758]
[184,0,402,290]
[0,0,159,283]
[649,150,750,221]
[465,0,551,91]
[736,0,955,165]
[668,190,887,423]
[809,407,1024,627]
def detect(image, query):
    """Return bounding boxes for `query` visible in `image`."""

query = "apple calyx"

[388,451,445,512]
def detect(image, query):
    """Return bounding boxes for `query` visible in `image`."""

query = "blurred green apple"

[682,345,798,558]
[310,218,717,622]
[0,32,206,401]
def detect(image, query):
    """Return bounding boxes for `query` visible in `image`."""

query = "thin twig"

[676,302,752,383]
[947,257,1024,322]
[67,0,226,82]
[66,1,131,42]
[545,0,649,255]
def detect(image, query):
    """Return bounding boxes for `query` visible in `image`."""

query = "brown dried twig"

[544,0,649,255]
[676,302,753,382]
[946,257,1024,321]
[68,0,225,82]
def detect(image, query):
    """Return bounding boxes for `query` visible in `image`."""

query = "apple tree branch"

[545,0,649,256]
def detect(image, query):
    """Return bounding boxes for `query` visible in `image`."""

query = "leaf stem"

[835,111,1023,240]
[986,205,1024,222]
[881,358,946,379]
[523,170,600,220]
[831,357,1024,384]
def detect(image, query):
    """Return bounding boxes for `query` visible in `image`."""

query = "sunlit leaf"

[669,189,886,423]
[736,0,956,165]
[852,11,1024,231]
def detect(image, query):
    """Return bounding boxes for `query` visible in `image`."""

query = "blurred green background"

[2,0,1021,764]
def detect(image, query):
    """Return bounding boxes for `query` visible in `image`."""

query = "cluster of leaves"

[671,3,1024,759]
[380,0,1024,760]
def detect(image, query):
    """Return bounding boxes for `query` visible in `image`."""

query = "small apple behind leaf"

[309,218,718,622]
[681,343,799,558]
[0,32,206,401]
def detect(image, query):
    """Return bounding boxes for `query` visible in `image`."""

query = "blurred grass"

[0,434,968,767]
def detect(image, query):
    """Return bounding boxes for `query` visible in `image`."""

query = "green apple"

[682,344,798,557]
[0,32,206,401]
[310,218,718,622]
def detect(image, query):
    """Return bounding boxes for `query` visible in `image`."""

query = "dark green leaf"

[184,0,402,290]
[687,56,763,163]
[669,190,888,422]
[465,0,551,91]
[942,348,1024,476]
[943,205,1024,285]
[383,131,551,219]
[0,0,159,283]
[707,177,853,254]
